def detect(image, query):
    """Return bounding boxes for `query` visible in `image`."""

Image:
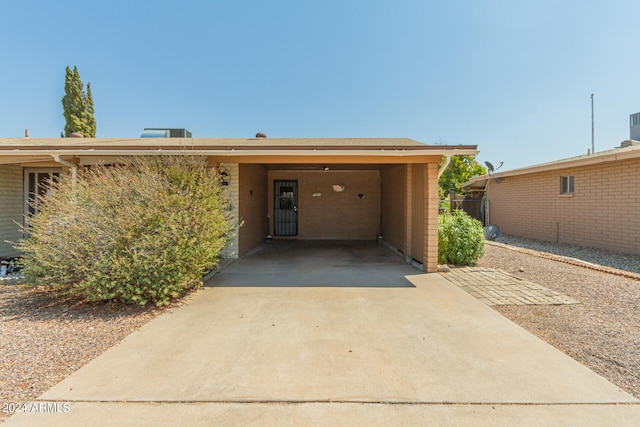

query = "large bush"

[438,209,485,266]
[16,156,235,306]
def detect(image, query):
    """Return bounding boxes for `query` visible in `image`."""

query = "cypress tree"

[85,83,96,137]
[61,66,96,137]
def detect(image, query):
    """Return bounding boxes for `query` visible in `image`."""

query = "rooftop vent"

[631,113,640,141]
[255,132,267,138]
[69,132,84,138]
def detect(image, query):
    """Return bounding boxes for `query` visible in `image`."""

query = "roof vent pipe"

[25,129,29,138]
[255,132,267,138]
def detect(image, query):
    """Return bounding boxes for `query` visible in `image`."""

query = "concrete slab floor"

[211,240,418,288]
[5,241,639,426]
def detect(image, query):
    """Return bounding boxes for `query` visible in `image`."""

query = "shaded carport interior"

[235,160,440,270]
[209,240,419,288]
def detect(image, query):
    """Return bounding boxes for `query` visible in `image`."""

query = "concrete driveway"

[6,241,639,426]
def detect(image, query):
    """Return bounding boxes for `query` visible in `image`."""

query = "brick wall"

[268,170,381,240]
[390,162,440,272]
[487,158,640,255]
[424,162,439,272]
[0,165,23,257]
[238,164,268,256]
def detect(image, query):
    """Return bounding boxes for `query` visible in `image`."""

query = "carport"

[207,137,478,272]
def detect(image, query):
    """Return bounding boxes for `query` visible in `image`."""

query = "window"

[560,176,574,195]
[24,168,62,236]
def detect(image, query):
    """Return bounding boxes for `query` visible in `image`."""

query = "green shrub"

[16,155,236,306]
[438,209,485,266]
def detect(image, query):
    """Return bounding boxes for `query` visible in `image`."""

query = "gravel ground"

[479,238,640,399]
[494,234,640,275]
[0,286,167,423]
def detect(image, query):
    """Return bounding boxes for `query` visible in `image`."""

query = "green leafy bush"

[438,209,485,266]
[16,155,235,306]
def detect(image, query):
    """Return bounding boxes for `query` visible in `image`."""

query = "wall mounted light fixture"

[219,167,230,186]
[332,184,345,192]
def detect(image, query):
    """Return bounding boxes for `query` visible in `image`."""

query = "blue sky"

[1,0,638,170]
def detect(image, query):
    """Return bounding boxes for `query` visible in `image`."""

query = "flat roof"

[0,137,475,151]
[0,137,478,165]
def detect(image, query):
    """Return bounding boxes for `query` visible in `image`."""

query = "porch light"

[219,168,230,186]
[332,184,345,192]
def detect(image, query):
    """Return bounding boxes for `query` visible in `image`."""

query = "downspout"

[438,154,452,179]
[52,155,78,185]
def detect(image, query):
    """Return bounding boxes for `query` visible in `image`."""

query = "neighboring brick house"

[0,137,477,272]
[463,141,640,256]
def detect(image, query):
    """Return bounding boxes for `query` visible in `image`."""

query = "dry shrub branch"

[16,155,236,306]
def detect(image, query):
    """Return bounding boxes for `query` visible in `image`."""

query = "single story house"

[463,141,640,256]
[0,136,477,273]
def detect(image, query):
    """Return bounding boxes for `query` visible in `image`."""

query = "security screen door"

[274,180,298,236]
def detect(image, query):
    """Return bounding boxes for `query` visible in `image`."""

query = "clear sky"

[1,0,638,170]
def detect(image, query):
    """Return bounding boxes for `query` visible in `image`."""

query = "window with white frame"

[560,175,574,195]
[24,168,62,236]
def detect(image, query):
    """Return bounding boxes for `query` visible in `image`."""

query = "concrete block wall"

[487,158,640,255]
[0,165,23,257]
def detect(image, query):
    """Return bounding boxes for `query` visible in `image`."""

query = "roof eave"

[489,149,640,179]
[0,147,478,158]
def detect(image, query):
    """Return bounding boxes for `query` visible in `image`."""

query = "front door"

[274,180,298,236]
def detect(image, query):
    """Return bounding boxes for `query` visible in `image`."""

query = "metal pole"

[591,93,595,154]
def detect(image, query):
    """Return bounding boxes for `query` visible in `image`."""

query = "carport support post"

[424,162,439,273]
[404,164,413,264]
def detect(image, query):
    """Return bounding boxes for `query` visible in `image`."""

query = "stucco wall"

[487,158,640,255]
[268,170,381,240]
[381,165,405,252]
[238,164,268,256]
[0,165,23,257]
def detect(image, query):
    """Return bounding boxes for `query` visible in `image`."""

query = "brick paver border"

[441,267,579,306]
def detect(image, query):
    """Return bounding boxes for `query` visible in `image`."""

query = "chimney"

[255,132,267,139]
